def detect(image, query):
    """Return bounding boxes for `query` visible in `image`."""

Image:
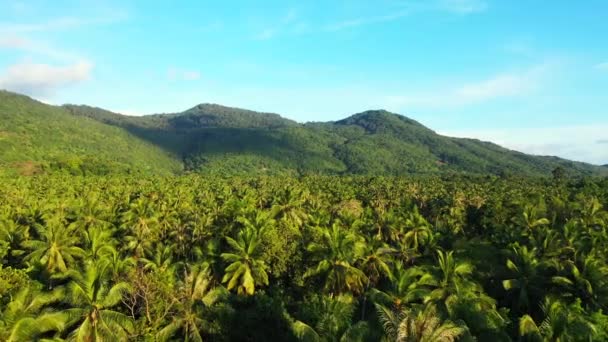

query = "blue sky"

[1,0,607,164]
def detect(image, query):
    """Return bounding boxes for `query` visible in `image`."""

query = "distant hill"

[0,91,181,175]
[1,90,605,177]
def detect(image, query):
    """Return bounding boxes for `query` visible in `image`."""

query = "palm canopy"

[376,303,466,342]
[0,286,65,342]
[221,226,269,295]
[60,261,134,341]
[304,222,368,295]
[22,219,85,274]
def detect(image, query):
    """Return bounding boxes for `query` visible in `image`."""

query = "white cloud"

[439,0,488,14]
[324,0,486,32]
[254,8,299,40]
[439,124,608,164]
[0,35,81,61]
[254,28,277,40]
[382,63,550,109]
[0,61,93,96]
[324,10,411,31]
[167,67,201,81]
[596,62,608,71]
[0,12,128,34]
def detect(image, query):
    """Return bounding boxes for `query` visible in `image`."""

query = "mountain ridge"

[1,89,606,177]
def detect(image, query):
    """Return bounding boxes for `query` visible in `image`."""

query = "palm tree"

[552,254,608,311]
[22,219,85,275]
[418,250,479,306]
[0,216,29,266]
[401,209,434,252]
[221,226,269,295]
[368,265,430,310]
[292,295,369,342]
[519,297,597,341]
[120,198,159,258]
[0,286,65,342]
[61,261,134,341]
[304,222,368,295]
[157,265,226,342]
[502,245,547,313]
[376,303,466,342]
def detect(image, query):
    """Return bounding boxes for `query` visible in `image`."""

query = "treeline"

[1,174,608,341]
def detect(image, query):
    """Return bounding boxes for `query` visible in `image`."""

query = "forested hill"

[0,91,182,175]
[1,89,606,177]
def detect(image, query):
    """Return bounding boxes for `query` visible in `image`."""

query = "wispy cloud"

[324,10,412,31]
[324,0,487,32]
[0,12,128,34]
[439,0,488,14]
[596,62,608,71]
[382,63,551,109]
[167,67,201,81]
[0,60,93,96]
[0,35,82,61]
[440,124,608,164]
[254,8,299,40]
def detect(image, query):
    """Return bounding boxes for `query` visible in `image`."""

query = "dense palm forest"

[1,172,608,341]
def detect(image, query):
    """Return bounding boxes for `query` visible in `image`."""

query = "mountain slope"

[1,90,604,177]
[0,91,182,175]
[65,101,605,177]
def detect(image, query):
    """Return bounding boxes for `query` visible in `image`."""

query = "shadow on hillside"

[117,124,341,172]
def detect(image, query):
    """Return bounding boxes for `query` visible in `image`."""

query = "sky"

[1,0,607,164]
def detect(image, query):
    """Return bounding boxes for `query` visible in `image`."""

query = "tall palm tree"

[401,209,434,252]
[304,222,368,295]
[418,250,479,306]
[157,265,226,342]
[376,303,466,342]
[502,245,547,313]
[0,286,65,342]
[292,295,369,342]
[120,198,159,258]
[22,219,85,275]
[0,216,29,266]
[61,261,134,341]
[221,226,269,295]
[552,254,608,311]
[368,265,430,310]
[519,297,597,341]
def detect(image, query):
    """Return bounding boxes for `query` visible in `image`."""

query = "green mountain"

[0,91,182,175]
[1,90,605,177]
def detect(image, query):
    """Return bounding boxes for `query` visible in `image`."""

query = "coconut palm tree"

[0,286,65,342]
[502,245,548,313]
[376,303,466,342]
[0,216,29,266]
[22,219,85,275]
[60,261,134,341]
[418,250,479,306]
[221,226,269,295]
[292,295,369,342]
[157,265,226,342]
[304,222,368,295]
[519,297,597,341]
[552,254,608,311]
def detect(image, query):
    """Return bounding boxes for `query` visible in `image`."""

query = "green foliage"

[4,90,604,177]
[0,91,181,175]
[1,171,608,340]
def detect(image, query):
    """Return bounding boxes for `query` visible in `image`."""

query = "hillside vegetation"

[1,90,605,177]
[0,91,182,175]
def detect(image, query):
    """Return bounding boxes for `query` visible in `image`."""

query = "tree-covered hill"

[1,89,606,177]
[0,91,182,175]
